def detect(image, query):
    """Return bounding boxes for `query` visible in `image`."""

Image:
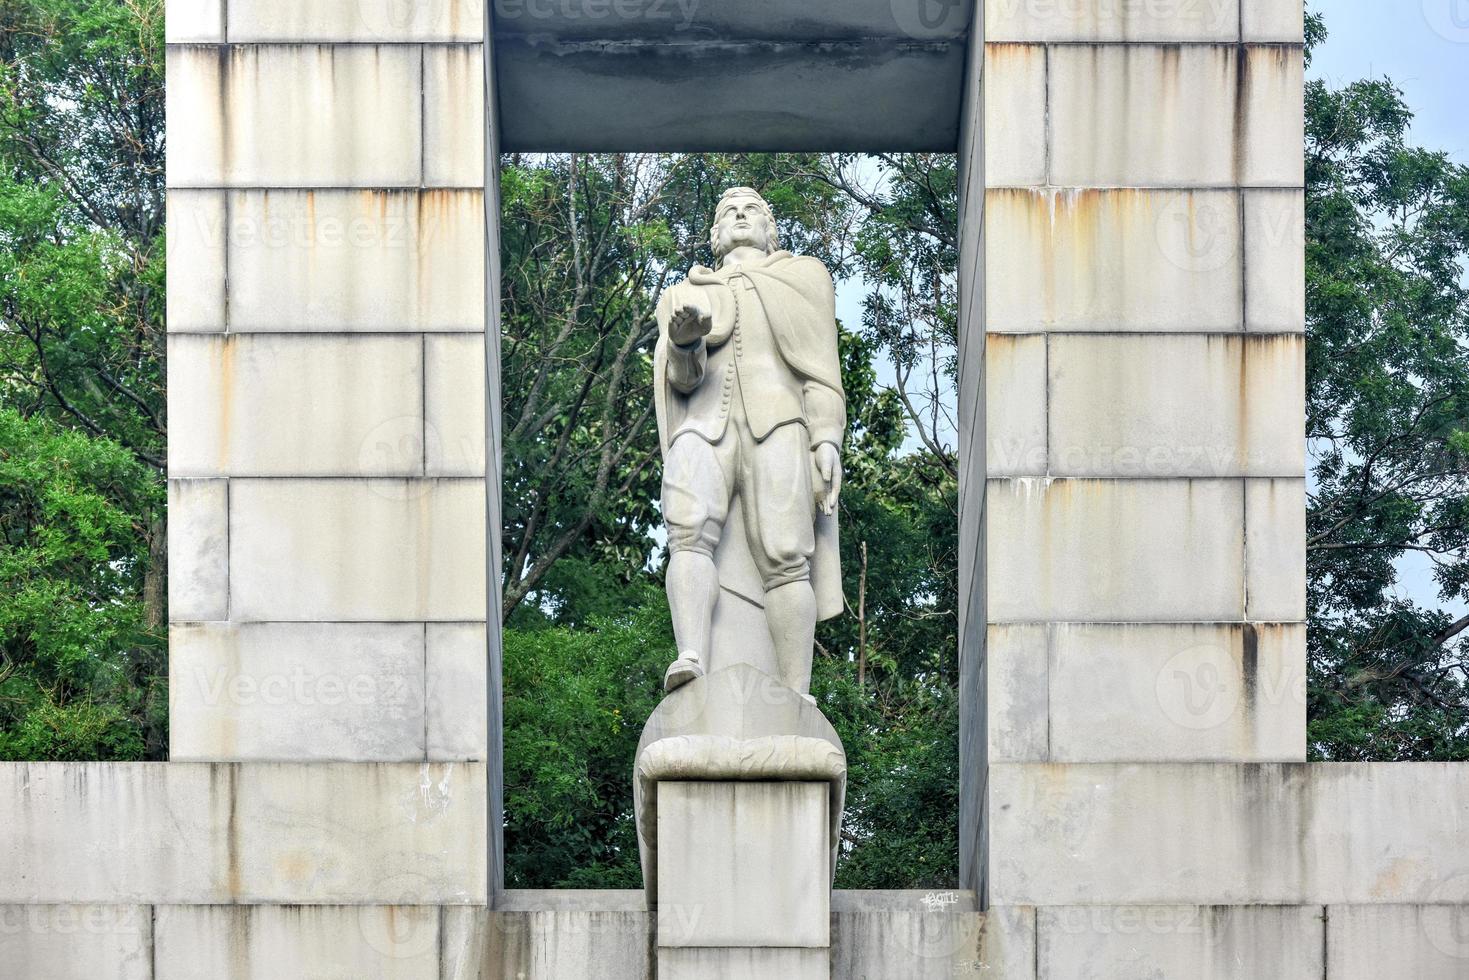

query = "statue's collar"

[692,250,792,281]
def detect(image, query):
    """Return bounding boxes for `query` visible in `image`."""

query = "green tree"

[1304,12,1469,759]
[496,154,964,884]
[0,0,166,758]
[0,408,161,760]
[502,592,671,887]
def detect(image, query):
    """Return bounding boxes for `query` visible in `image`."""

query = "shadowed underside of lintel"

[490,0,975,151]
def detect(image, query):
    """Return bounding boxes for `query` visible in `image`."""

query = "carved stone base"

[634,664,847,978]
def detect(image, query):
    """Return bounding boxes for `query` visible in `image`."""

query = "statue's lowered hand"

[669,302,713,348]
[814,443,843,516]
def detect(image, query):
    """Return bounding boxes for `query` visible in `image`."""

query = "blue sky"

[1310,0,1469,160]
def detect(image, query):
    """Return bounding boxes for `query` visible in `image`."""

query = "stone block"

[1039,904,1324,979]
[425,45,486,187]
[227,189,485,332]
[227,0,485,42]
[1050,622,1305,762]
[1049,44,1300,187]
[154,905,440,980]
[166,0,223,42]
[985,0,1238,41]
[169,622,427,762]
[1240,46,1305,186]
[425,334,487,476]
[0,762,485,904]
[831,897,1034,980]
[985,189,1242,333]
[986,478,1244,622]
[1243,0,1304,43]
[426,622,489,760]
[1049,45,1238,187]
[229,478,486,622]
[658,947,827,980]
[0,905,152,980]
[1246,189,1307,332]
[167,45,422,188]
[633,665,846,900]
[166,190,226,332]
[164,46,223,186]
[989,623,1306,763]
[987,624,1049,762]
[1326,905,1469,980]
[168,334,424,478]
[1246,478,1307,621]
[441,902,652,980]
[990,762,1469,906]
[168,478,229,622]
[656,781,828,948]
[985,333,1046,477]
[1046,334,1305,477]
[983,44,1046,187]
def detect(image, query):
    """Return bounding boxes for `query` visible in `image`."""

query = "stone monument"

[654,186,846,697]
[635,187,850,978]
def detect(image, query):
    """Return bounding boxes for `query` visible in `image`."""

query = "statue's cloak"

[653,251,845,622]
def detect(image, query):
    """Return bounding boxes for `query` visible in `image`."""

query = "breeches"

[662,421,816,591]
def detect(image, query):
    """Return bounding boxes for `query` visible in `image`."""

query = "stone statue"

[653,187,845,697]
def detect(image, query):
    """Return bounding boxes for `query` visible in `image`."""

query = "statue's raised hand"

[669,302,713,348]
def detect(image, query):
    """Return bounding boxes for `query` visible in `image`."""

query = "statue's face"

[712,194,774,258]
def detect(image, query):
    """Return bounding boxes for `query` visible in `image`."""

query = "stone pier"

[2,0,1467,976]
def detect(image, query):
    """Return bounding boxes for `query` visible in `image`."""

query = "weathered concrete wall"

[11,892,1469,978]
[0,891,1022,979]
[992,762,1469,906]
[979,2,1308,769]
[164,2,492,771]
[0,762,485,904]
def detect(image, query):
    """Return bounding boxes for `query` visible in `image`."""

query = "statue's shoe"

[663,655,705,694]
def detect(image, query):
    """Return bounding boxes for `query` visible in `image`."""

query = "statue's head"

[710,187,780,264]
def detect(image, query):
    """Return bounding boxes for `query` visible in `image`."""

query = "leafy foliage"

[503,594,670,888]
[499,154,961,888]
[0,0,166,759]
[1304,12,1469,758]
[0,408,161,759]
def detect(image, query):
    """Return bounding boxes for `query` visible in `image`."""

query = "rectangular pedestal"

[658,946,828,979]
[656,781,829,949]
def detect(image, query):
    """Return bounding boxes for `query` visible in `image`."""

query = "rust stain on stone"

[216,336,235,472]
